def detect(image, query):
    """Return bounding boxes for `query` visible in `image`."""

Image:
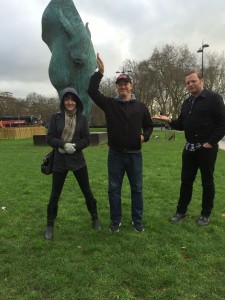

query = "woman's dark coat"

[47,87,90,172]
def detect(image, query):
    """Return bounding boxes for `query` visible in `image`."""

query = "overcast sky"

[1,0,225,98]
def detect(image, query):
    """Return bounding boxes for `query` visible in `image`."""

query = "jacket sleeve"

[75,116,90,151]
[46,113,65,149]
[170,116,184,131]
[142,105,153,142]
[208,94,225,145]
[87,71,108,110]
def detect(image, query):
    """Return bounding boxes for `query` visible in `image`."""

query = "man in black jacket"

[88,53,153,232]
[153,70,225,226]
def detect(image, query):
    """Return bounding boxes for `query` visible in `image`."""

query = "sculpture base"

[90,132,107,146]
[33,134,47,146]
[33,132,108,146]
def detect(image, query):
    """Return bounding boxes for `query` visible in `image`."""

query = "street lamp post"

[197,43,209,78]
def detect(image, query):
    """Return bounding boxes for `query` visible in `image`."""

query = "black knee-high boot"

[44,224,54,240]
[44,205,57,240]
[85,199,101,231]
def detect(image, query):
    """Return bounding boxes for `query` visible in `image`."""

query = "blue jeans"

[108,148,143,224]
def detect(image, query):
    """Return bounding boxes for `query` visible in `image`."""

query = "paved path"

[155,129,225,150]
[219,140,225,150]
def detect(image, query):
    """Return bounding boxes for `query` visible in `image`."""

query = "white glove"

[58,148,66,154]
[64,143,76,154]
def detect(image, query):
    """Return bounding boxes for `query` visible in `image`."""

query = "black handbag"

[41,149,55,175]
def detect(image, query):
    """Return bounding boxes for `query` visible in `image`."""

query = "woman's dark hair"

[63,92,77,102]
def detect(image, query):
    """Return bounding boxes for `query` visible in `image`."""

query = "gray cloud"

[0,0,225,98]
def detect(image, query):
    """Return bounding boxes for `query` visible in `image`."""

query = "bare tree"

[25,93,59,123]
[0,92,27,117]
[148,44,197,117]
[204,52,225,98]
[99,77,117,98]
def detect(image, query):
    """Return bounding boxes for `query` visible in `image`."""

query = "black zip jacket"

[88,71,153,151]
[171,89,225,145]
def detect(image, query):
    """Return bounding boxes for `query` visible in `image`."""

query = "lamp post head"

[197,44,210,53]
[116,70,132,74]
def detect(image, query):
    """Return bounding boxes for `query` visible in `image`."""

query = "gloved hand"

[64,143,76,154]
[58,148,66,154]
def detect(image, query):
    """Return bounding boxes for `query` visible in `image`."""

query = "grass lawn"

[1,130,225,300]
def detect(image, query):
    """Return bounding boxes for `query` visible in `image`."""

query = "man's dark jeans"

[108,148,143,224]
[177,145,218,217]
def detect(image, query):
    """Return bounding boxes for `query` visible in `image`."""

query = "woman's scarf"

[58,110,77,154]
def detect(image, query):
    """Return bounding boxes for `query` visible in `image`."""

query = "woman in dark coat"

[44,87,101,240]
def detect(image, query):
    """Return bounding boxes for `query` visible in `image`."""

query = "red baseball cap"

[115,74,132,84]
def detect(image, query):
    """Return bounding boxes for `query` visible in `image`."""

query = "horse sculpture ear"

[85,22,91,38]
[59,8,73,37]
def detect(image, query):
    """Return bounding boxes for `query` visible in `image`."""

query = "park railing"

[0,126,46,140]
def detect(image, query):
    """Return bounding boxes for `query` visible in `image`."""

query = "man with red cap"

[88,53,153,232]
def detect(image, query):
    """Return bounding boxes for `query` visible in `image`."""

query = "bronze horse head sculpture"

[42,0,96,122]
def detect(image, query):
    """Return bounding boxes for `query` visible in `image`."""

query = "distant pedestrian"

[153,70,225,226]
[44,87,101,240]
[88,53,153,232]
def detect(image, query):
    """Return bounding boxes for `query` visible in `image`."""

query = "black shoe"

[197,216,210,226]
[92,219,101,231]
[132,221,145,232]
[171,213,186,223]
[44,225,54,240]
[109,222,121,232]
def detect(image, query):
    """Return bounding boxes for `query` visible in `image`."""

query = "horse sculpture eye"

[73,59,84,68]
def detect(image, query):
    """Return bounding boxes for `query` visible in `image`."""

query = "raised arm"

[87,53,109,110]
[97,53,104,75]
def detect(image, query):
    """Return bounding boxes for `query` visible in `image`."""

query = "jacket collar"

[115,94,137,102]
[188,89,208,101]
